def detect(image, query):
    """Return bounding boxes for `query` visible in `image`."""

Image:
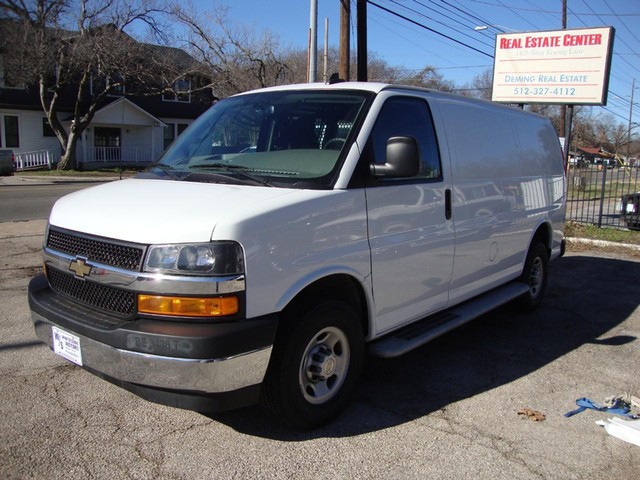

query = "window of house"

[163,78,191,103]
[107,73,125,96]
[43,118,56,137]
[164,123,175,150]
[177,123,188,135]
[3,115,19,148]
[89,72,125,96]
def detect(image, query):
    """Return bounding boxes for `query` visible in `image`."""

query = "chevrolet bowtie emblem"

[69,257,92,279]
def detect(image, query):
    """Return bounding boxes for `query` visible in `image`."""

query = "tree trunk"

[57,131,80,170]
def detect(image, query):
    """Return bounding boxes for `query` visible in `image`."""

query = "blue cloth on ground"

[565,397,637,419]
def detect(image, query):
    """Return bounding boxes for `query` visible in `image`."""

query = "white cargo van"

[29,82,566,428]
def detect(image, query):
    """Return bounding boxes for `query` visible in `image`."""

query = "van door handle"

[445,188,452,220]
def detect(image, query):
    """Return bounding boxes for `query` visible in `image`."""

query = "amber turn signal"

[138,294,239,317]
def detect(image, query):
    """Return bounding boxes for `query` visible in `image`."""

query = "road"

[0,180,103,221]
[0,201,639,478]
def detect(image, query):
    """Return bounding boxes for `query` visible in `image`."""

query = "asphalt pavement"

[0,178,639,479]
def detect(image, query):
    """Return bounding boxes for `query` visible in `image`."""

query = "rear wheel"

[260,299,364,429]
[516,241,549,311]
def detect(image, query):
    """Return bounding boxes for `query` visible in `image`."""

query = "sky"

[194,0,639,129]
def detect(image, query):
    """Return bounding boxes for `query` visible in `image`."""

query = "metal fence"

[566,164,640,230]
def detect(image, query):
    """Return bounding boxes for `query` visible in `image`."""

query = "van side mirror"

[370,136,420,178]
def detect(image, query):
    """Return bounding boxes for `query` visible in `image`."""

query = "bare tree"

[461,69,493,100]
[0,0,195,169]
[169,3,294,99]
[403,66,456,91]
[567,108,597,149]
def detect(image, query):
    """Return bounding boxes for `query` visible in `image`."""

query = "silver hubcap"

[528,257,544,298]
[299,327,350,405]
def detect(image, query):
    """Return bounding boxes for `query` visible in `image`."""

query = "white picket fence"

[14,149,58,170]
[78,147,156,165]
[14,147,158,171]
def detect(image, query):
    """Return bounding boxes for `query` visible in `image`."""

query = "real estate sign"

[491,26,615,105]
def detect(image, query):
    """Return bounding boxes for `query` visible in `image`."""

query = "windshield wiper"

[188,163,274,187]
[148,162,181,181]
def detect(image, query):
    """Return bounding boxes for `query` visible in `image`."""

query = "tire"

[516,241,549,311]
[260,299,364,429]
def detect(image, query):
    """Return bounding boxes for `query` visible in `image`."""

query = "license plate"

[52,326,83,366]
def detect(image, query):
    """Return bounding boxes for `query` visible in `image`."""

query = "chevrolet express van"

[29,82,566,428]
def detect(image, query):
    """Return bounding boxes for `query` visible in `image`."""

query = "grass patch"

[566,222,640,245]
[567,182,640,200]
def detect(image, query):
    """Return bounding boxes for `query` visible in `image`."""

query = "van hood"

[49,178,297,244]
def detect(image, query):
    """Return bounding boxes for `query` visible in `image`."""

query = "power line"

[367,0,494,58]
[602,0,640,45]
[494,0,540,30]
[437,0,502,32]
[469,0,640,16]
[364,0,636,125]
[367,9,458,65]
[578,0,640,77]
[387,0,495,49]
[412,0,496,40]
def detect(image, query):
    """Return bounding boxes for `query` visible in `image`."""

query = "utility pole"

[628,78,636,164]
[324,18,329,83]
[357,0,367,81]
[560,0,573,169]
[559,0,567,139]
[339,0,350,81]
[308,0,318,82]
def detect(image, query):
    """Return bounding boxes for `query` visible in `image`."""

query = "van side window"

[370,97,442,180]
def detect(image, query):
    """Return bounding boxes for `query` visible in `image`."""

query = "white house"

[0,36,212,170]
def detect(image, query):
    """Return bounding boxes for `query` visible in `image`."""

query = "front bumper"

[29,274,278,411]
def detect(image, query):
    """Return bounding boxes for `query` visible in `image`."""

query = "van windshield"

[153,90,372,189]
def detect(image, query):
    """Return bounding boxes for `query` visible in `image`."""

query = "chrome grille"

[47,228,145,271]
[47,267,136,317]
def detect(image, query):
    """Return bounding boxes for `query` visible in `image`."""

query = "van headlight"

[144,242,244,275]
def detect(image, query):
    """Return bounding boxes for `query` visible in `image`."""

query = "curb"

[1,174,130,185]
[566,236,640,253]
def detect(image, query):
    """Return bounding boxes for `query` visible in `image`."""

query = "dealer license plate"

[52,326,83,366]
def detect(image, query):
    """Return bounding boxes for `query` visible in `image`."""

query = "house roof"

[142,43,201,71]
[577,147,614,158]
[88,97,167,127]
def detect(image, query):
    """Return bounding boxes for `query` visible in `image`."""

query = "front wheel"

[516,241,549,311]
[260,299,364,429]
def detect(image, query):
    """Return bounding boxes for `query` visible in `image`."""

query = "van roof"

[235,81,487,104]
[234,82,542,118]
[236,81,453,96]
[236,81,389,96]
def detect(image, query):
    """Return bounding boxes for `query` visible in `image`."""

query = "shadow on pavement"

[208,254,640,439]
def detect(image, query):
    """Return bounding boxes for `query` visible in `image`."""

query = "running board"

[368,282,530,358]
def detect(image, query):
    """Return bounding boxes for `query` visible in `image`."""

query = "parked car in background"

[0,150,15,176]
[621,193,640,230]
